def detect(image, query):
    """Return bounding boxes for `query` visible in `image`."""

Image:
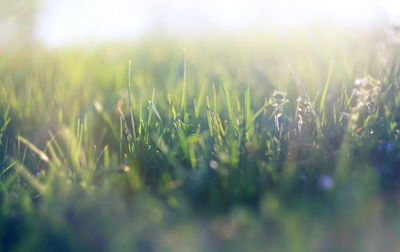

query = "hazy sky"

[35,0,400,46]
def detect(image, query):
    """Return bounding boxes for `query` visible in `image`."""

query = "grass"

[1,27,400,251]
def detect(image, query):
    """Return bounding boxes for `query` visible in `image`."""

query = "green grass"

[1,27,400,251]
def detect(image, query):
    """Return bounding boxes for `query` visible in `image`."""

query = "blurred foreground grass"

[1,27,400,251]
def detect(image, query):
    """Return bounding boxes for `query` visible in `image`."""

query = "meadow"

[1,26,400,251]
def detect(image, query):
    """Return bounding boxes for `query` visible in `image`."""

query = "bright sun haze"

[35,0,400,46]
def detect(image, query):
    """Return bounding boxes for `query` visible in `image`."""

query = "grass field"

[1,27,400,251]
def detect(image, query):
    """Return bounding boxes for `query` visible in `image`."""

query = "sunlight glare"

[36,0,400,46]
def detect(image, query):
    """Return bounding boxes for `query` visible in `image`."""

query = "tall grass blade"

[128,60,137,140]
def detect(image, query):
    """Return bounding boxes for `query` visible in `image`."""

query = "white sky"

[35,0,400,46]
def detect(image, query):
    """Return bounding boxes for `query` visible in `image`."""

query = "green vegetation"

[1,28,400,251]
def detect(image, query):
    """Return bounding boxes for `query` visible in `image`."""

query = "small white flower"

[209,160,218,169]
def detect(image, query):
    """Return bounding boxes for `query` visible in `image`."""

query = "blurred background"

[2,1,400,251]
[1,0,400,47]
